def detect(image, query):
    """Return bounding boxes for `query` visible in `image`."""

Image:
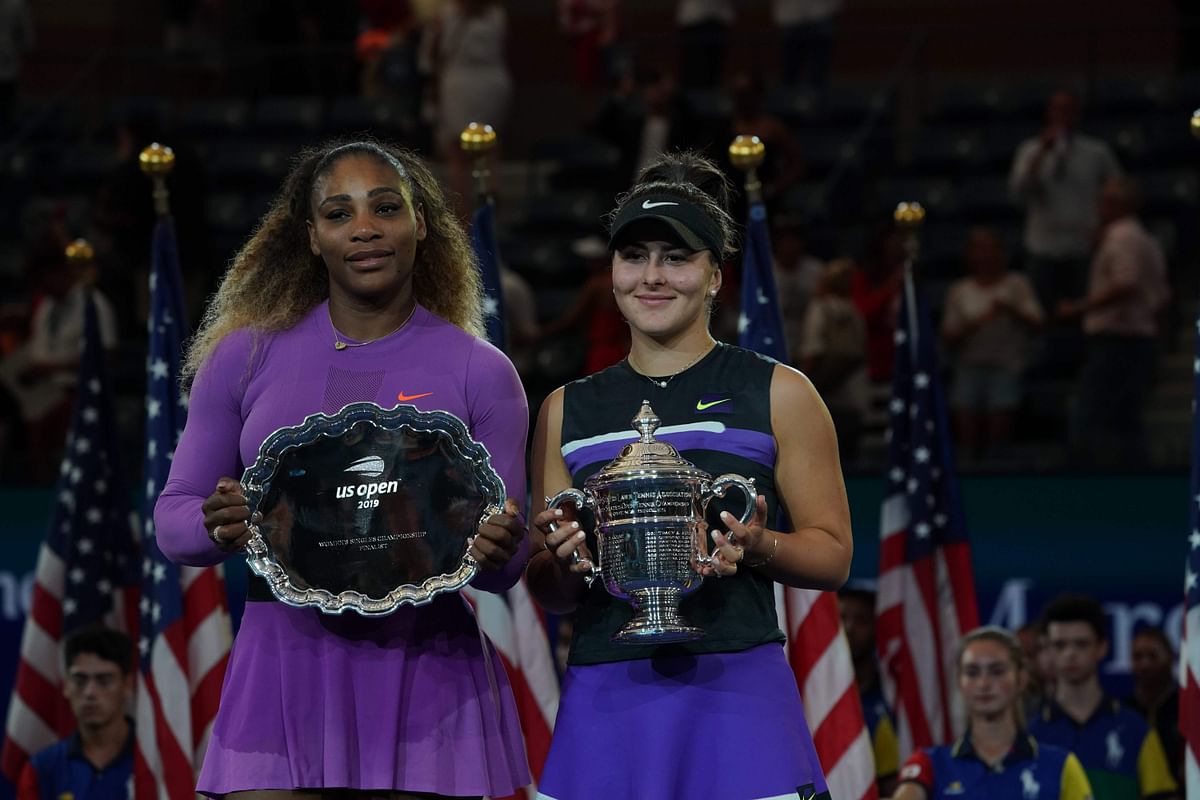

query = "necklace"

[629,342,715,389]
[329,304,416,351]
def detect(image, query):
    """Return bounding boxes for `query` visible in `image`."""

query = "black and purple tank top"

[561,342,788,665]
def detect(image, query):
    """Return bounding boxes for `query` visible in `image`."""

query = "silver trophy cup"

[546,401,756,644]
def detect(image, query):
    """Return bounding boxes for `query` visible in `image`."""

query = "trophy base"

[613,587,705,644]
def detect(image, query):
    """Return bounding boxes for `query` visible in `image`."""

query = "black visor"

[608,193,724,256]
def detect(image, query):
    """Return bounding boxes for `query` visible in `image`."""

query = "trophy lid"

[589,401,708,483]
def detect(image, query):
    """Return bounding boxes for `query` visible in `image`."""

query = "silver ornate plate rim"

[241,401,504,616]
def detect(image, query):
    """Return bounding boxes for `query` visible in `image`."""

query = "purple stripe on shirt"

[564,428,775,475]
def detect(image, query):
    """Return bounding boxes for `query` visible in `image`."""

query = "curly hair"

[607,150,740,261]
[183,139,484,381]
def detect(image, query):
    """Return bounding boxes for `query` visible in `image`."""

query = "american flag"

[1,296,140,782]
[133,216,231,799]
[1181,303,1200,794]
[468,198,559,798]
[470,198,507,349]
[739,197,877,800]
[875,270,979,758]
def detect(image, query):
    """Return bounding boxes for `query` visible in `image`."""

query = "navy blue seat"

[906,127,983,175]
[927,84,1011,124]
[57,145,120,191]
[1089,77,1170,115]
[520,191,606,237]
[1140,169,1199,215]
[958,175,1020,222]
[208,141,292,190]
[177,98,251,139]
[533,136,621,191]
[251,96,324,136]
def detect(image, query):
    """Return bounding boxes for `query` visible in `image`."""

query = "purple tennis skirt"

[535,643,830,800]
[195,599,529,797]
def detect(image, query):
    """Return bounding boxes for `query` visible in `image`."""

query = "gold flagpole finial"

[893,201,926,230]
[139,143,176,217]
[460,123,497,203]
[729,135,766,204]
[894,201,925,272]
[65,238,95,263]
[65,238,97,285]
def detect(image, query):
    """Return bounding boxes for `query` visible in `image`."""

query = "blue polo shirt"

[23,725,133,800]
[1031,695,1178,800]
[897,731,1093,800]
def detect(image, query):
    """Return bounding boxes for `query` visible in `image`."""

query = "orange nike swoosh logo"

[397,391,433,402]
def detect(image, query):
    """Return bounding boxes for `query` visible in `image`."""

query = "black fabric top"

[560,342,788,664]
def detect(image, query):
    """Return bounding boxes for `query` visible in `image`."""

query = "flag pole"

[730,134,880,799]
[730,134,765,204]
[1183,108,1200,800]
[461,121,497,207]
[139,142,176,217]
[894,201,925,362]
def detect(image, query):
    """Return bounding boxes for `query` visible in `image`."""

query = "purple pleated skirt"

[196,596,530,796]
[535,643,829,800]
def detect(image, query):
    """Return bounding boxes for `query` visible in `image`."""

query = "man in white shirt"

[1057,176,1168,465]
[1009,90,1120,316]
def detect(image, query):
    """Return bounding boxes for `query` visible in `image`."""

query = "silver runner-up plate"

[241,402,504,615]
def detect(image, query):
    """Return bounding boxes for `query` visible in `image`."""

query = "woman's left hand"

[471,498,525,571]
[700,495,770,577]
[705,494,772,575]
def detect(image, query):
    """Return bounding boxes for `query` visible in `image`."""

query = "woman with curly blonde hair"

[155,139,531,798]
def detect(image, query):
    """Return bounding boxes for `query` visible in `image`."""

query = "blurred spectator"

[675,0,733,89]
[1126,627,1183,787]
[558,0,620,95]
[1016,621,1049,722]
[16,627,134,800]
[1032,593,1179,800]
[772,219,824,361]
[0,0,32,133]
[1009,90,1120,318]
[1058,176,1169,467]
[838,585,899,798]
[421,0,512,219]
[540,235,629,377]
[592,64,701,184]
[800,259,868,461]
[356,2,419,100]
[941,227,1044,461]
[772,0,840,95]
[0,236,117,483]
[727,70,805,206]
[852,222,904,384]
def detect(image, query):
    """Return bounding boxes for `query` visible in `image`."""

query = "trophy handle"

[544,488,599,586]
[697,475,758,569]
[706,474,757,525]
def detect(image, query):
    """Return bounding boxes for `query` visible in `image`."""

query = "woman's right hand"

[201,477,252,553]
[533,507,595,575]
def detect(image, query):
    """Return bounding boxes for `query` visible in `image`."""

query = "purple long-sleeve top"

[155,301,529,590]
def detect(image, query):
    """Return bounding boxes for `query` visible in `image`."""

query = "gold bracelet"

[744,531,778,568]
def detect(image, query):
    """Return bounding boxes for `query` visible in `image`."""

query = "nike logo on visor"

[642,200,679,209]
[397,391,433,402]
